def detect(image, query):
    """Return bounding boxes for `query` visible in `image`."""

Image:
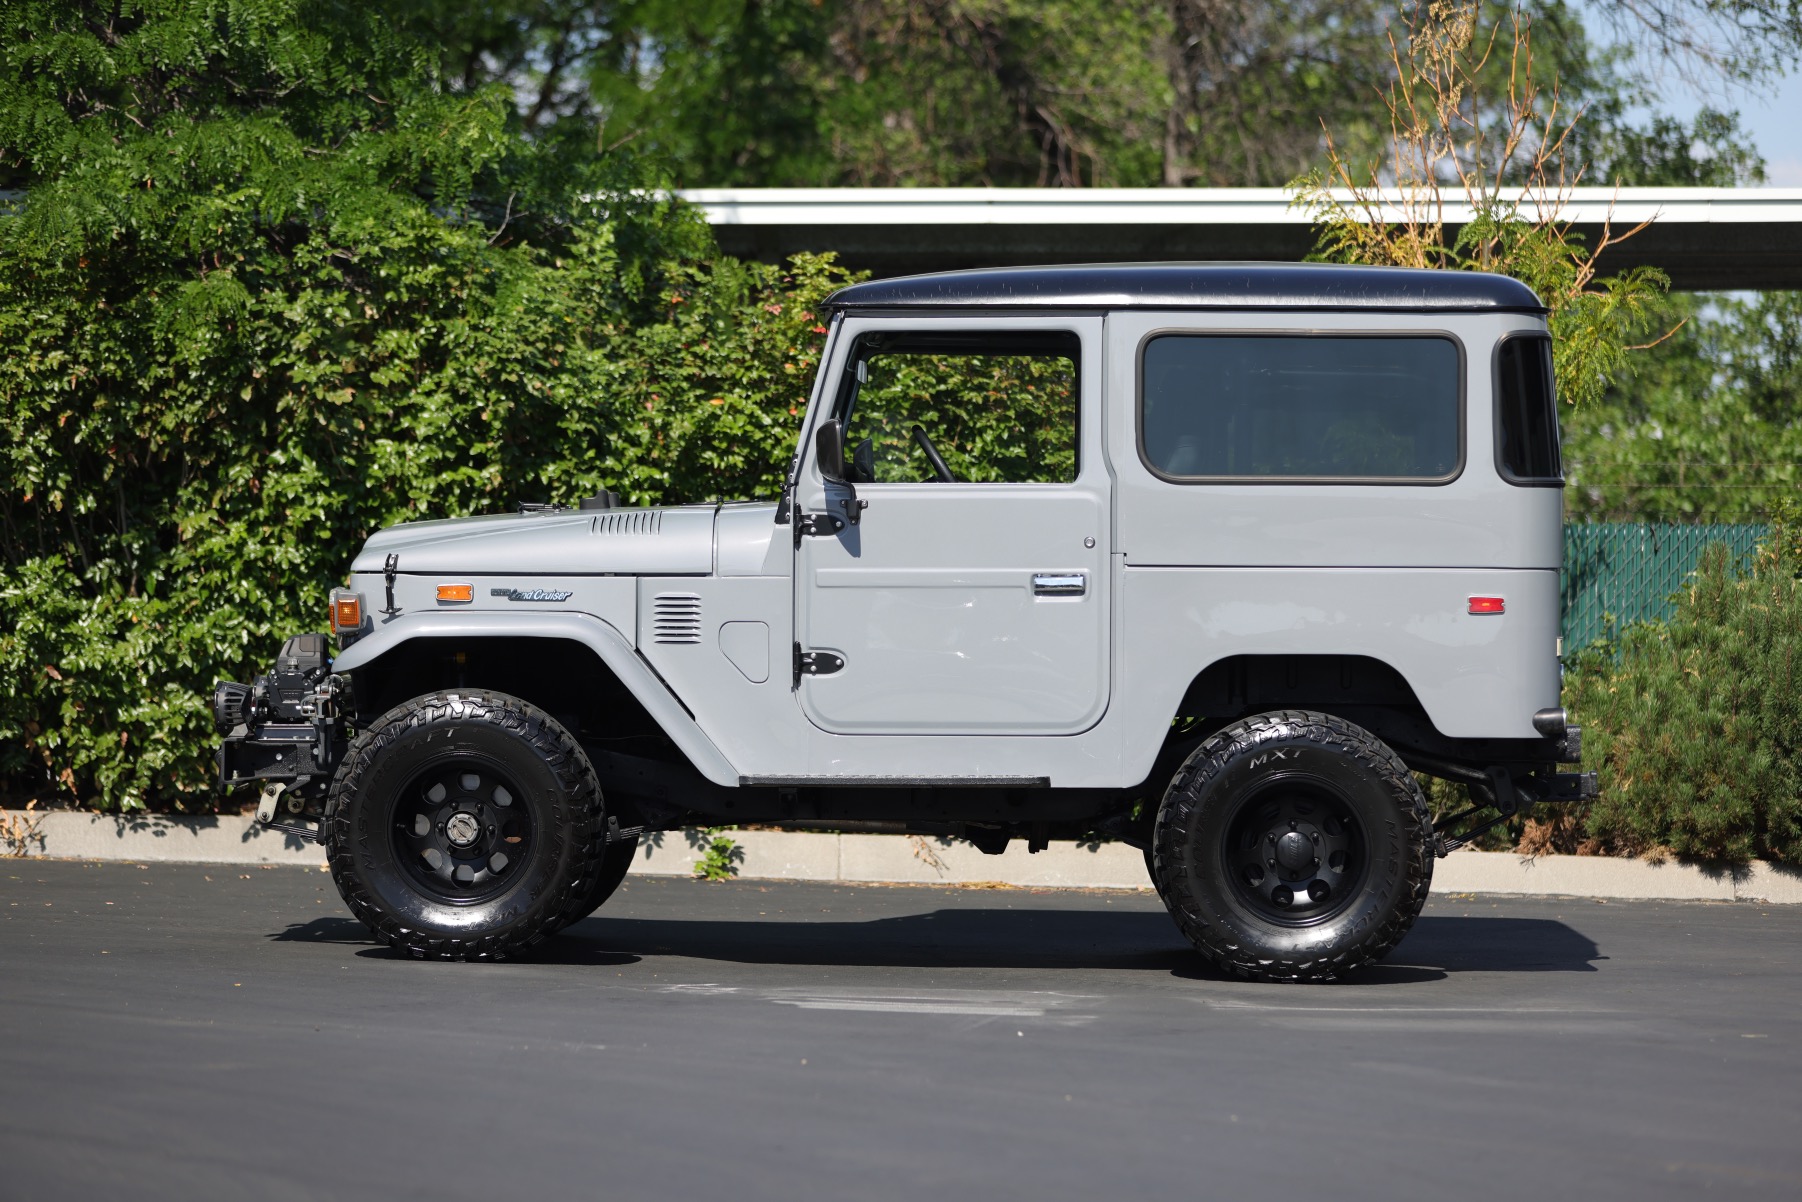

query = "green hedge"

[0,245,852,811]
[0,0,858,810]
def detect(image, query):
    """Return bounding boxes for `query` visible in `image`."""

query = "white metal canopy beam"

[681,187,1802,291]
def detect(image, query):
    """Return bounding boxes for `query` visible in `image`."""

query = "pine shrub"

[1564,505,1802,864]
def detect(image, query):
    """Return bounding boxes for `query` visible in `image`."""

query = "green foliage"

[690,828,743,881]
[603,255,852,506]
[0,0,857,810]
[1562,505,1802,864]
[1562,292,1802,521]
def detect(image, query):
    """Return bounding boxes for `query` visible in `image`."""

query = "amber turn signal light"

[330,589,364,633]
[436,583,474,603]
[1468,596,1505,614]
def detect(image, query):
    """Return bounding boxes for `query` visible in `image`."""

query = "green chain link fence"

[1562,523,1768,650]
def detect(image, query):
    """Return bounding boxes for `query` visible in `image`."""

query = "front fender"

[330,610,739,787]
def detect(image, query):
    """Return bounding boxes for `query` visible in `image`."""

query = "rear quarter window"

[1493,333,1562,485]
[1139,334,1463,483]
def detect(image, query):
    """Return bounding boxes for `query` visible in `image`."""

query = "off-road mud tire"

[326,690,607,961]
[560,833,640,927]
[1152,709,1433,983]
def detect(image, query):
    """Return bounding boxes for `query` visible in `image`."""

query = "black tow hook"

[1432,766,1599,856]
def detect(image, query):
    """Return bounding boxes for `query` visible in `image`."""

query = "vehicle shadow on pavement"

[271,910,1602,980]
[269,917,645,966]
[546,910,1603,980]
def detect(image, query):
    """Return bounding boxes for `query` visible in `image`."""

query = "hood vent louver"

[593,511,663,536]
[651,592,703,644]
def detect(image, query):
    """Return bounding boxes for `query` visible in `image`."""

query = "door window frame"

[794,313,1108,511]
[828,328,1084,486]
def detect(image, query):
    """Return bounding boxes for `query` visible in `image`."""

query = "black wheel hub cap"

[393,763,534,903]
[1223,783,1366,925]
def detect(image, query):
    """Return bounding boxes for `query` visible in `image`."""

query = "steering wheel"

[911,424,957,483]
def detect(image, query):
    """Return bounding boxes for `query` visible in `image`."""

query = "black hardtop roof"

[826,262,1544,313]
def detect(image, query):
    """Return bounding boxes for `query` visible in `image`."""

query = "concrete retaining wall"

[5,811,1800,902]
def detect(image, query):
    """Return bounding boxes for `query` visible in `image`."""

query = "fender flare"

[330,610,739,787]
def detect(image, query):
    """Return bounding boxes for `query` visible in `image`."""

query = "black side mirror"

[816,419,847,483]
[806,418,866,529]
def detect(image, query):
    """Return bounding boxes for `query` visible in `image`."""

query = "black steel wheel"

[1220,783,1366,925]
[326,691,606,961]
[1151,709,1432,982]
[392,761,537,903]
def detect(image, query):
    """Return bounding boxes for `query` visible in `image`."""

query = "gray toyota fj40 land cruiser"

[214,262,1594,981]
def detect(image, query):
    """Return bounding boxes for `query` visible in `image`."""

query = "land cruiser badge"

[490,587,573,602]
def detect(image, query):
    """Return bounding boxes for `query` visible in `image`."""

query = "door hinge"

[797,511,846,538]
[793,643,846,684]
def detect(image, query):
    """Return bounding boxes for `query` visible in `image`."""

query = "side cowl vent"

[593,510,663,536]
[651,592,703,644]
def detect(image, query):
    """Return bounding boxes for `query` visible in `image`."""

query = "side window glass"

[837,331,1079,484]
[1140,334,1462,481]
[1494,334,1562,484]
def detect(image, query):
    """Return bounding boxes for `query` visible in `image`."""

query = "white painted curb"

[6,811,1800,902]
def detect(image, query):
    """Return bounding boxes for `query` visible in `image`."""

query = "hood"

[349,506,718,576]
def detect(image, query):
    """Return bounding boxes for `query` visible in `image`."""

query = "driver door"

[794,317,1110,735]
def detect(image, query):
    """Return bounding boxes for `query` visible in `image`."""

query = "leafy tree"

[1561,292,1802,520]
[1585,0,1802,85]
[1582,107,1767,187]
[392,0,1411,187]
[1290,0,1685,408]
[398,0,1781,190]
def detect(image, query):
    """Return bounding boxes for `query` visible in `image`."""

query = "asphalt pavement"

[2,860,1799,1201]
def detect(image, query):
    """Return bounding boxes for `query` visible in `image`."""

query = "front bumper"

[213,634,347,842]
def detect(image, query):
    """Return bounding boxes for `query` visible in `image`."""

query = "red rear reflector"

[1468,596,1505,615]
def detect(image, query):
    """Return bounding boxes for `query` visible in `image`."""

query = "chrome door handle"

[1032,573,1086,597]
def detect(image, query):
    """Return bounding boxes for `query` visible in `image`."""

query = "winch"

[214,633,347,841]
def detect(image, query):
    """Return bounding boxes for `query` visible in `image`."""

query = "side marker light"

[437,583,474,603]
[1468,596,1505,615]
[330,590,363,632]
